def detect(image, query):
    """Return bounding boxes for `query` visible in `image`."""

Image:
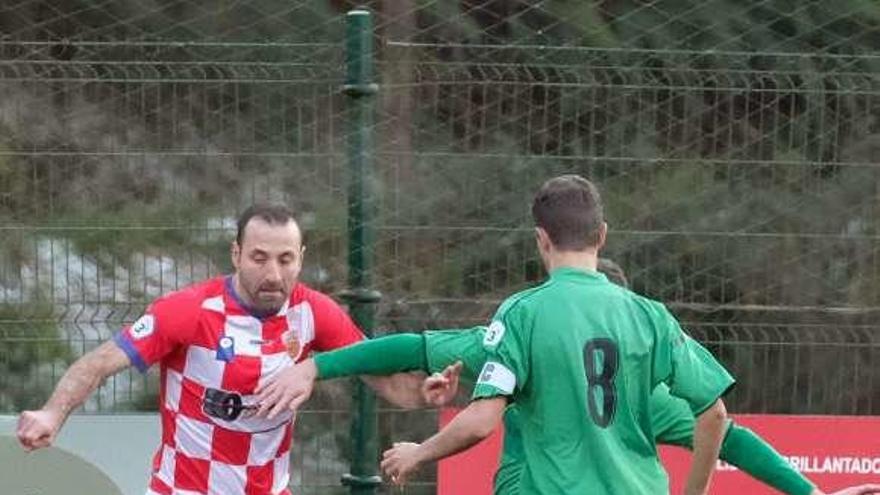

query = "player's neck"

[543,249,599,274]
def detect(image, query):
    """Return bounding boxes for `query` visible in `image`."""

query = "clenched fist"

[17,409,64,451]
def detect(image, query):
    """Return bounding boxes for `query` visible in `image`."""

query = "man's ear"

[535,227,552,253]
[231,241,241,270]
[595,222,608,250]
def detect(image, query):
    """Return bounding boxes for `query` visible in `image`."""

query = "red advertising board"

[437,409,880,495]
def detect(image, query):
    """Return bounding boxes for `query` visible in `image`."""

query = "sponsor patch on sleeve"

[130,314,155,340]
[476,361,516,394]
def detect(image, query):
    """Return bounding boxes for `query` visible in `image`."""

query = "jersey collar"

[549,266,608,283]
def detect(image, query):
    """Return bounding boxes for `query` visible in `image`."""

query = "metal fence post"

[339,8,381,495]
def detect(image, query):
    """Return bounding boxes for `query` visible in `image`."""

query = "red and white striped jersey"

[114,276,364,495]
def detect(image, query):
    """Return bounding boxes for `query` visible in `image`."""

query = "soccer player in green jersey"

[257,258,880,495]
[385,175,733,494]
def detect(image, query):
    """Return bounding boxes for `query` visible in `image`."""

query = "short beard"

[254,294,285,315]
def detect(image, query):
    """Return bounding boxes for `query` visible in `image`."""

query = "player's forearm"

[362,373,429,409]
[314,334,427,379]
[720,424,815,495]
[414,397,506,464]
[44,340,129,420]
[685,399,728,495]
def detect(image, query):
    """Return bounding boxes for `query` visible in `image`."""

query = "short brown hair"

[531,175,604,250]
[236,203,298,245]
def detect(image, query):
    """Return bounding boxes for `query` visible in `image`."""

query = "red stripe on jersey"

[277,423,293,455]
[261,317,287,341]
[244,462,274,495]
[150,448,162,476]
[211,428,251,465]
[161,409,177,447]
[261,340,288,356]
[163,347,189,374]
[178,378,210,423]
[221,355,261,394]
[173,453,210,492]
[149,475,173,495]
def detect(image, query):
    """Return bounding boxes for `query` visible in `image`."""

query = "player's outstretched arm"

[719,429,880,495]
[381,396,506,485]
[685,398,728,495]
[361,372,435,410]
[16,340,132,451]
[363,361,463,409]
[717,423,816,495]
[256,334,433,418]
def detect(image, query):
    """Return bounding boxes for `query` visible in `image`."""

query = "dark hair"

[597,258,628,288]
[235,203,298,245]
[531,175,604,250]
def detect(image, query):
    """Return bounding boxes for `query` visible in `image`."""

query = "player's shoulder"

[601,282,667,314]
[495,279,556,317]
[629,292,674,318]
[150,276,225,313]
[619,291,683,337]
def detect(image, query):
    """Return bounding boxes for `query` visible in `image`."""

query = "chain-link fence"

[375,41,880,416]
[2,0,880,492]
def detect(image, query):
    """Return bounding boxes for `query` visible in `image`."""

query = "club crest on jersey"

[130,315,155,340]
[216,336,235,362]
[282,330,301,360]
[483,320,506,347]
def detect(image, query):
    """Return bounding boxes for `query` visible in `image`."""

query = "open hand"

[255,359,317,419]
[381,442,423,486]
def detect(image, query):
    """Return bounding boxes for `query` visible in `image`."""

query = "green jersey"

[424,327,486,382]
[468,267,734,495]
[422,328,812,495]
[423,327,707,493]
[423,329,721,494]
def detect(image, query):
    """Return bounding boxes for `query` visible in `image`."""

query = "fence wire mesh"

[2,0,880,492]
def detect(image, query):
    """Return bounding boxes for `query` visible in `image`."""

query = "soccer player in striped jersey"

[17,203,431,495]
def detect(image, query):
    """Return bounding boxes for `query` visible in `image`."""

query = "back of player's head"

[597,257,628,288]
[531,175,604,250]
[236,203,299,246]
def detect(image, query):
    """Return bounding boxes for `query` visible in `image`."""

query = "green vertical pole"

[340,8,381,495]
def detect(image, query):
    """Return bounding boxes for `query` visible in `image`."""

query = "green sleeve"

[721,424,815,495]
[650,383,700,448]
[314,333,426,379]
[472,302,530,400]
[424,327,488,384]
[651,302,735,414]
